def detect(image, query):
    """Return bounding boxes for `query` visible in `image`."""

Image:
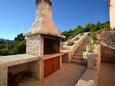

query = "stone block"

[87,54,98,70]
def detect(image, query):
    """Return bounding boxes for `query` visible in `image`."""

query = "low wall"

[62,52,69,63]
[76,69,97,86]
[76,45,101,86]
[97,31,115,62]
[101,45,115,63]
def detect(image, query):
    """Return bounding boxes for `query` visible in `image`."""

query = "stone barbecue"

[25,0,65,79]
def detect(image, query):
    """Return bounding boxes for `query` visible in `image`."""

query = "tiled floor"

[20,63,86,86]
[98,62,115,86]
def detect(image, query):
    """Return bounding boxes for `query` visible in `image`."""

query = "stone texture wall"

[98,31,115,62]
[97,31,115,48]
[26,35,41,56]
[101,45,115,62]
[76,45,101,86]
[36,0,52,21]
[44,2,52,19]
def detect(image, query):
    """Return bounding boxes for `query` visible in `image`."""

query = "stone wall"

[98,31,115,62]
[76,45,101,86]
[26,35,41,56]
[101,45,115,62]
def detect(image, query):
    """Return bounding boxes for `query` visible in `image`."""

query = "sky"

[0,0,109,40]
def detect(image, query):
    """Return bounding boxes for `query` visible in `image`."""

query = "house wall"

[109,0,115,30]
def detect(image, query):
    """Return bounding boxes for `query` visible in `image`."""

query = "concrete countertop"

[40,53,62,60]
[0,54,39,67]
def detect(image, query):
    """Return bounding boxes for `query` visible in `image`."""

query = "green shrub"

[87,31,97,53]
[0,48,9,55]
[0,33,26,56]
[14,41,26,54]
[67,41,74,46]
[0,41,26,55]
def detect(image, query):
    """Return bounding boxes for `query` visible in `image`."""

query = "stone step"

[81,44,86,46]
[74,51,83,55]
[73,54,83,58]
[80,46,86,48]
[78,48,86,51]
[72,57,87,62]
[76,47,86,51]
[75,50,86,54]
[71,59,87,66]
[72,57,84,61]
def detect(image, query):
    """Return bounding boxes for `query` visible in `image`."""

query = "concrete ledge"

[0,54,39,67]
[76,69,96,86]
[0,62,7,86]
[0,54,40,86]
[76,45,101,86]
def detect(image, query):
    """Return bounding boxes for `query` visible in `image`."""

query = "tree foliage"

[61,21,110,40]
[14,33,25,42]
[0,33,26,56]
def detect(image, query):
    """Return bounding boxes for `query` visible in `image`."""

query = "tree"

[14,33,25,42]
[85,22,94,32]
[93,22,101,31]
[74,25,84,34]
[0,33,26,55]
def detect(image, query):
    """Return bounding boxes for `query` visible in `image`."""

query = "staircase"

[71,39,87,66]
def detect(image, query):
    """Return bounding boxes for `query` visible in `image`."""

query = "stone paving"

[20,63,86,86]
[98,62,115,86]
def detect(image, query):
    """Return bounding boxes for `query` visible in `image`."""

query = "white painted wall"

[110,0,115,30]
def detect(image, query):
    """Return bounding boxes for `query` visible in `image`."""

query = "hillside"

[61,21,110,40]
[0,38,13,44]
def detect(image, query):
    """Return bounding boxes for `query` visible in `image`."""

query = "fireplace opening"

[44,38,60,54]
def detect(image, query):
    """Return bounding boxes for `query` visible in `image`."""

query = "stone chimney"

[26,0,64,37]
[26,0,65,56]
[35,0,52,21]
